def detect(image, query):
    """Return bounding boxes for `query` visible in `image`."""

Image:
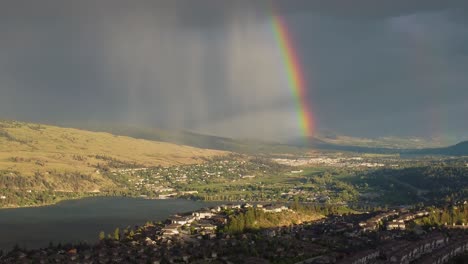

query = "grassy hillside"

[0,120,225,192]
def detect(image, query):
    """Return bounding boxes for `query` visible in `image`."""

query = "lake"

[0,197,215,251]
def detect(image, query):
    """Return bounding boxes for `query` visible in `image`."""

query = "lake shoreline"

[0,197,216,251]
[0,193,193,211]
[0,195,87,210]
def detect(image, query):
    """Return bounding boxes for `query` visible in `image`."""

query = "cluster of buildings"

[386,211,430,230]
[162,207,220,237]
[358,211,399,232]
[273,157,388,168]
[338,233,446,264]
[281,188,332,203]
[111,158,273,195]
[358,210,429,232]
[161,203,290,237]
[415,232,468,263]
[337,232,468,264]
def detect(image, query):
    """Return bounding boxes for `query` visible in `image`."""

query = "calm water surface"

[0,197,214,251]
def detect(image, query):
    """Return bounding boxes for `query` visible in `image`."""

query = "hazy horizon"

[1,0,467,143]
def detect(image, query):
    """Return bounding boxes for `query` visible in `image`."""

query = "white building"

[192,210,214,220]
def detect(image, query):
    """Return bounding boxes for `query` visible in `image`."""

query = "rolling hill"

[67,124,305,154]
[408,141,468,156]
[312,133,447,149]
[0,120,225,192]
[307,138,468,156]
[287,135,448,155]
[70,124,456,155]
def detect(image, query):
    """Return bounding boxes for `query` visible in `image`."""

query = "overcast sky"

[1,0,467,142]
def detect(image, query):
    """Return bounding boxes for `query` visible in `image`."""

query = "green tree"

[238,214,245,232]
[245,208,255,229]
[99,231,105,241]
[113,228,120,240]
[440,210,451,225]
[292,196,301,211]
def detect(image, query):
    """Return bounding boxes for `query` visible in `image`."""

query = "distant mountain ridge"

[272,131,466,156]
[59,122,468,156]
[70,124,304,154]
[408,141,468,156]
[311,132,448,149]
[309,139,468,156]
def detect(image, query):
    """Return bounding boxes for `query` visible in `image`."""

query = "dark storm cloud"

[291,10,468,139]
[277,0,466,19]
[0,0,467,141]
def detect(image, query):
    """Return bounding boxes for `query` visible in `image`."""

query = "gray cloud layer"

[1,0,467,142]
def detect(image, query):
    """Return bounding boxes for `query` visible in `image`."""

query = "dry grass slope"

[0,120,226,191]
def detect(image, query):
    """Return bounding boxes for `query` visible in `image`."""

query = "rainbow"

[270,5,315,139]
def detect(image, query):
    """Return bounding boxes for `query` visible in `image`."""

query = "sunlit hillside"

[0,120,226,192]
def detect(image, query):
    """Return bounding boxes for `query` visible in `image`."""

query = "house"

[242,203,253,208]
[211,206,222,212]
[211,215,228,225]
[200,223,217,231]
[263,204,288,213]
[222,204,241,209]
[144,237,156,246]
[162,224,181,236]
[169,215,195,225]
[193,209,214,220]
[387,222,406,230]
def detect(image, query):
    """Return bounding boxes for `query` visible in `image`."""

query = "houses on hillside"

[386,211,429,231]
[337,233,455,264]
[358,210,430,232]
